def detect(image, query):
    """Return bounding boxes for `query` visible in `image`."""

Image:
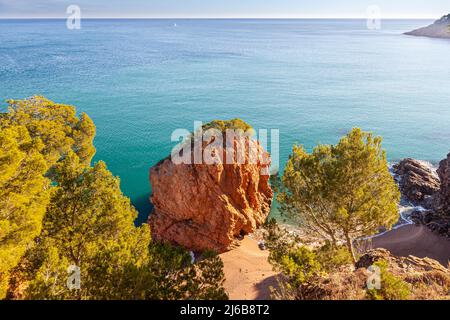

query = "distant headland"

[405,14,450,39]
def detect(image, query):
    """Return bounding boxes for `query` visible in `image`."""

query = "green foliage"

[44,152,146,267]
[366,260,411,300]
[10,151,150,299]
[277,247,322,287]
[264,220,324,299]
[1,96,228,300]
[202,118,253,133]
[193,250,228,300]
[0,96,95,298]
[0,125,50,299]
[5,96,95,167]
[137,244,228,300]
[265,220,350,281]
[316,241,353,271]
[277,128,400,262]
[7,151,227,300]
[264,219,303,263]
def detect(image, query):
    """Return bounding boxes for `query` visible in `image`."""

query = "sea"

[1,19,449,223]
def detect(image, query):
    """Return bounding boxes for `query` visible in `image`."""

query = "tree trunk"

[330,234,338,249]
[345,235,357,263]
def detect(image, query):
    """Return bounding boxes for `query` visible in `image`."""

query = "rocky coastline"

[405,14,450,39]
[147,129,449,298]
[149,147,450,251]
[393,154,450,239]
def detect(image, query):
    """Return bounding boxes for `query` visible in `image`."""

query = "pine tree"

[0,125,50,298]
[278,128,400,262]
[5,96,95,167]
[2,96,227,300]
[10,152,150,299]
[9,152,227,300]
[1,96,95,298]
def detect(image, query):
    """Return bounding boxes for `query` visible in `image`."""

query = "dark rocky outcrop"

[434,152,450,215]
[393,158,440,206]
[356,248,448,273]
[394,155,450,238]
[405,14,450,39]
[410,209,450,238]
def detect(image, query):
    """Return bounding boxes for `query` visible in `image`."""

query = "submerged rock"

[405,14,450,39]
[148,120,273,252]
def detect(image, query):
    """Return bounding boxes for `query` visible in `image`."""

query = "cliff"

[435,152,450,215]
[405,14,450,39]
[148,120,273,252]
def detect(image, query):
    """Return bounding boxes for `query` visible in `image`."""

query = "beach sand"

[221,225,449,300]
[220,237,278,300]
[371,224,450,267]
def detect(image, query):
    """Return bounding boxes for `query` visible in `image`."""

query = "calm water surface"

[1,19,449,222]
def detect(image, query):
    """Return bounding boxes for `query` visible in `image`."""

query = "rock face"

[410,209,450,238]
[393,158,440,205]
[405,14,450,39]
[434,152,450,215]
[305,249,449,300]
[356,248,448,274]
[393,156,450,237]
[149,125,273,253]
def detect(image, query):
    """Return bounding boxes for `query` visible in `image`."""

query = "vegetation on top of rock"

[201,118,253,133]
[366,260,411,300]
[276,128,400,262]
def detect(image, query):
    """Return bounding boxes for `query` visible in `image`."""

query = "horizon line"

[0,16,436,20]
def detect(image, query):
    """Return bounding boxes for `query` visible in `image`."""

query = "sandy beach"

[220,237,278,300]
[220,224,450,299]
[371,224,450,267]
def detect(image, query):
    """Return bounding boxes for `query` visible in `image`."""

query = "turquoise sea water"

[1,19,450,223]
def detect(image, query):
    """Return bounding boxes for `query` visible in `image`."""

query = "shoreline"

[371,224,450,267]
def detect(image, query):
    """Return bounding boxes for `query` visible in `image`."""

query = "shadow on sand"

[254,275,281,300]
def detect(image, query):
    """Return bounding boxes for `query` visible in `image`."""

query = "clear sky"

[0,0,448,19]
